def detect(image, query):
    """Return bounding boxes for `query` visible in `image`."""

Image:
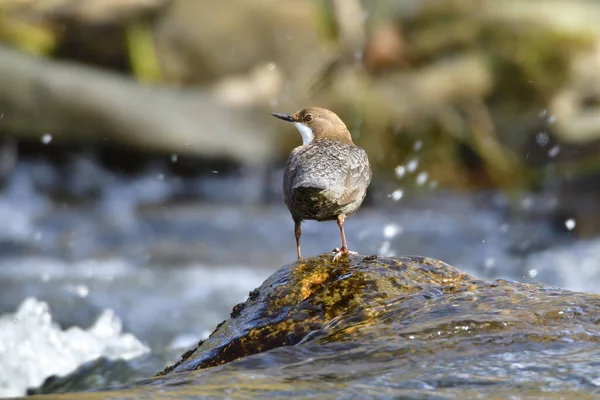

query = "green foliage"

[0,11,56,55]
[126,21,163,84]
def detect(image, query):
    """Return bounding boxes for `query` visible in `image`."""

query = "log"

[0,45,277,164]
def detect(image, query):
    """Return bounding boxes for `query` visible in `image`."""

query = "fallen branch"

[0,45,276,164]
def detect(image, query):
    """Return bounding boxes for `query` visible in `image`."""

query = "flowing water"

[1,157,599,398]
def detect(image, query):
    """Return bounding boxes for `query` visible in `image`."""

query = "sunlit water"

[130,342,600,398]
[1,158,599,397]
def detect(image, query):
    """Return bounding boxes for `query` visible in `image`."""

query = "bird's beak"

[271,113,294,122]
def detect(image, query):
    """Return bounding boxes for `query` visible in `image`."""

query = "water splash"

[0,298,149,397]
[41,134,52,145]
[565,218,576,231]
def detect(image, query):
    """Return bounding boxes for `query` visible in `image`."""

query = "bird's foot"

[332,247,357,262]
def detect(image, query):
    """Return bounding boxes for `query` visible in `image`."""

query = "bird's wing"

[283,147,302,203]
[337,147,372,206]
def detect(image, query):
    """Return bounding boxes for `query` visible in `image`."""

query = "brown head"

[272,107,354,146]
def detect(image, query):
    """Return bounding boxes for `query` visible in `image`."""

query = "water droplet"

[535,132,549,147]
[484,257,496,269]
[268,62,276,70]
[558,311,564,315]
[521,196,533,210]
[171,154,178,163]
[413,140,423,151]
[409,335,415,340]
[14,319,18,323]
[378,240,390,256]
[564,218,576,231]
[212,170,219,174]
[73,284,90,298]
[394,165,406,179]
[528,269,538,278]
[416,172,428,185]
[548,145,560,158]
[539,109,548,118]
[383,224,401,239]
[41,133,52,144]
[548,115,557,124]
[406,159,419,173]
[389,189,403,201]
[157,174,164,181]
[582,257,598,276]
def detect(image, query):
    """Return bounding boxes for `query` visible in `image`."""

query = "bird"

[271,107,372,261]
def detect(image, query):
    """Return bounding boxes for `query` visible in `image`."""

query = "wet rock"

[26,357,140,396]
[159,253,600,375]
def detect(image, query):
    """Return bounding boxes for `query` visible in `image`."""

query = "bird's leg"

[333,214,356,261]
[294,219,302,260]
[338,214,348,252]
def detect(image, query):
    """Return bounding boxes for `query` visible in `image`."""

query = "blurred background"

[1,0,600,396]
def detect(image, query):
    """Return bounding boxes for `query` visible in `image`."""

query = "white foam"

[525,238,600,293]
[0,298,149,397]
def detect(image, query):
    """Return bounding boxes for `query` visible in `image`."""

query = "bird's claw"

[332,248,357,262]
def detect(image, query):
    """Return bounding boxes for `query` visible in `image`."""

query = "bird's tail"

[292,185,331,203]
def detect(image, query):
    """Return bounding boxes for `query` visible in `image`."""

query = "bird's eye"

[304,114,314,122]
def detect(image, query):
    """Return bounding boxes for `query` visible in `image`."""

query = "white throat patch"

[293,122,314,145]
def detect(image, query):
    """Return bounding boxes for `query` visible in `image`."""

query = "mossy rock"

[159,254,600,375]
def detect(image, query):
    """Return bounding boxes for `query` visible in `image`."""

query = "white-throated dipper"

[272,107,372,261]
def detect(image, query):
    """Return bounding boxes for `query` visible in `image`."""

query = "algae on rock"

[160,253,600,375]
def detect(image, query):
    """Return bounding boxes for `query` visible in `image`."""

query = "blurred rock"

[0,137,17,186]
[364,21,406,71]
[551,40,600,144]
[331,0,366,57]
[26,357,140,396]
[1,0,170,24]
[153,0,327,86]
[212,62,284,107]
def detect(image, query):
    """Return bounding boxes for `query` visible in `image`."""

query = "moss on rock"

[159,253,600,376]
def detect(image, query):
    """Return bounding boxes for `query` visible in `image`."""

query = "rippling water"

[122,342,600,398]
[1,158,599,397]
